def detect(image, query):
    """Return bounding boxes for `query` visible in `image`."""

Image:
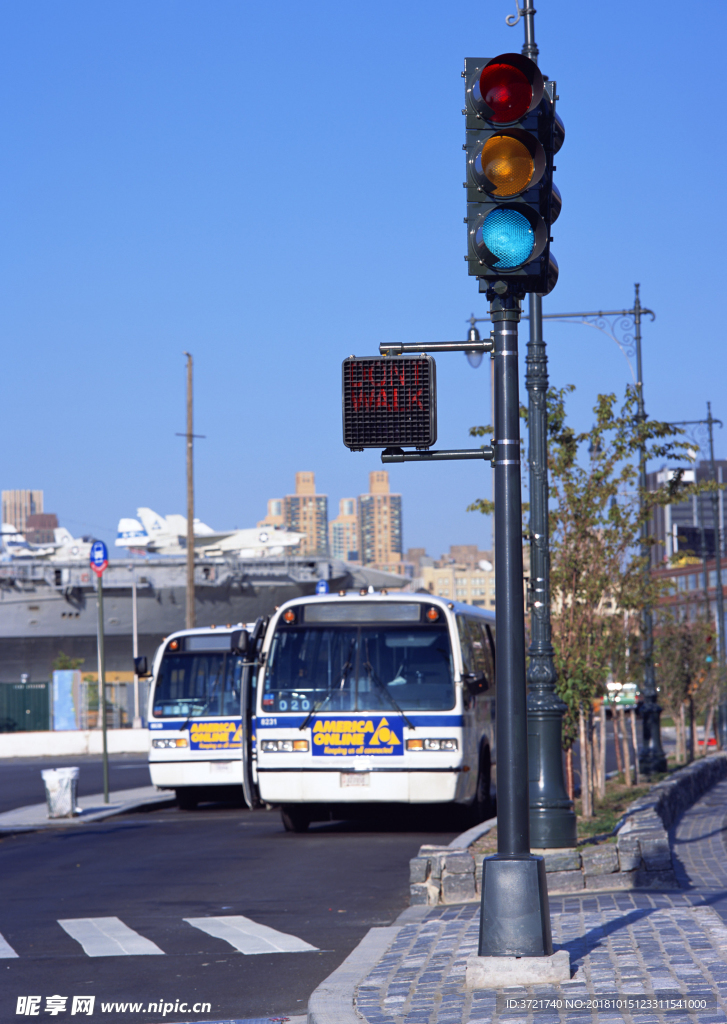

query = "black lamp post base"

[718,703,727,751]
[530,806,577,850]
[639,703,667,775]
[478,855,553,957]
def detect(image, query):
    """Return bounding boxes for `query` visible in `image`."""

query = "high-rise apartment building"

[263,473,328,557]
[329,498,360,562]
[359,471,404,573]
[25,513,59,545]
[2,490,43,533]
[257,499,285,530]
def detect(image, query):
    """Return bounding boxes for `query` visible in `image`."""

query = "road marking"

[57,917,165,956]
[184,915,318,955]
[0,932,18,958]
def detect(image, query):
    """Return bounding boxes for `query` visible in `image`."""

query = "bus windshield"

[152,653,243,718]
[262,625,454,714]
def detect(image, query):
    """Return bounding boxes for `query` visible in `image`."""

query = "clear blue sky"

[0,0,724,558]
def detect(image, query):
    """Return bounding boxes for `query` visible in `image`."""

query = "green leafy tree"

[470,384,709,811]
[52,651,85,671]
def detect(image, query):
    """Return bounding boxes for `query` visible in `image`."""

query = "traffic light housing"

[464,53,563,297]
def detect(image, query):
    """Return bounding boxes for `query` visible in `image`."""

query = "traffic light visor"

[480,63,531,123]
[480,134,534,196]
[477,208,534,268]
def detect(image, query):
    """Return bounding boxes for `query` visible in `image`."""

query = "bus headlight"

[260,739,309,752]
[152,738,188,748]
[406,738,458,751]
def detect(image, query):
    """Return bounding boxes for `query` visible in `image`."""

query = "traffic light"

[463,53,563,297]
[342,356,436,450]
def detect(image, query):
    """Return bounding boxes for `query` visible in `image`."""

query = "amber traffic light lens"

[479,63,532,123]
[481,134,534,196]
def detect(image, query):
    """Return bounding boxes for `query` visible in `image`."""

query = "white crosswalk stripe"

[57,917,165,956]
[184,915,318,954]
[0,932,18,958]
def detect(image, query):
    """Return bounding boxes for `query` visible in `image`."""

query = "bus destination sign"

[342,355,437,450]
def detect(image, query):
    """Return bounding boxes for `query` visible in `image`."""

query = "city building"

[648,460,727,567]
[25,514,58,545]
[262,473,328,557]
[2,490,44,533]
[329,498,360,562]
[359,471,405,574]
[257,499,285,530]
[419,545,496,607]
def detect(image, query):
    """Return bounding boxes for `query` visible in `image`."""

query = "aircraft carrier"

[0,555,408,681]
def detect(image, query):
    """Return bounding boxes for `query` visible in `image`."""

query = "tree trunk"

[579,706,592,817]
[565,747,574,802]
[619,707,632,787]
[598,703,607,800]
[689,697,696,763]
[678,703,687,764]
[704,704,716,757]
[613,708,624,780]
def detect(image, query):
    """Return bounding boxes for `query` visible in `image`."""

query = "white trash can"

[41,767,80,818]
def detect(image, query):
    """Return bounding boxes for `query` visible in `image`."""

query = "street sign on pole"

[90,540,109,802]
[90,541,108,578]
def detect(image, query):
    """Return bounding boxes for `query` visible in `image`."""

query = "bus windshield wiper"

[362,641,415,731]
[299,639,355,731]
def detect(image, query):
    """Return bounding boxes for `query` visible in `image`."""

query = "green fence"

[0,682,50,732]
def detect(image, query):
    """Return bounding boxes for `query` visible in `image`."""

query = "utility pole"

[184,352,195,629]
[509,0,575,847]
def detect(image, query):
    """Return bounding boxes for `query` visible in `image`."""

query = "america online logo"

[312,716,403,756]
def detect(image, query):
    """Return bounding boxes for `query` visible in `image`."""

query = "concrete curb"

[307,924,403,1024]
[0,786,175,833]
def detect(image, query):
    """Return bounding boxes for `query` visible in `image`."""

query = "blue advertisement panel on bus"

[311,715,404,756]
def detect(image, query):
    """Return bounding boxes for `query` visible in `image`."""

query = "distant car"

[603,682,640,713]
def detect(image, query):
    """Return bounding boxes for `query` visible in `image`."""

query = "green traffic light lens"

[477,209,535,268]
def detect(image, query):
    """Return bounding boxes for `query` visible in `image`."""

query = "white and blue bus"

[146,622,262,810]
[254,591,497,831]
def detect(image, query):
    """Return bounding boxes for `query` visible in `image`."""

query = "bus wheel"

[473,747,494,823]
[281,805,310,833]
[176,788,199,811]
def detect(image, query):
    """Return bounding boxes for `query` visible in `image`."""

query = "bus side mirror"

[230,629,249,655]
[463,671,488,695]
[134,656,149,677]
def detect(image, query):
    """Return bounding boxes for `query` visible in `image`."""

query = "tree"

[653,602,716,763]
[470,384,707,813]
[52,651,85,671]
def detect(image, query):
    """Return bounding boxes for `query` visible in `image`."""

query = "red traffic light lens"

[479,63,532,123]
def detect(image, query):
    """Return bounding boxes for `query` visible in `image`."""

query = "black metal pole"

[635,283,666,775]
[516,0,576,849]
[525,292,577,848]
[707,403,727,747]
[478,293,552,958]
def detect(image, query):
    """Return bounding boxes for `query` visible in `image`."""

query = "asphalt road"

[0,755,152,813]
[0,800,458,1024]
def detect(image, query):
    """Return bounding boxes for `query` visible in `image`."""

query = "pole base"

[529,806,577,850]
[478,855,553,956]
[466,949,570,988]
[718,704,727,751]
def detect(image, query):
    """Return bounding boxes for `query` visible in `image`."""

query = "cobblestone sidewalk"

[353,781,727,1024]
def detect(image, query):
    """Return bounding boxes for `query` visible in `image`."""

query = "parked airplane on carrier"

[115,508,305,558]
[0,525,93,562]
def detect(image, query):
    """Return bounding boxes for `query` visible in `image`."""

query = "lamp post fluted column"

[634,285,666,775]
[525,293,577,847]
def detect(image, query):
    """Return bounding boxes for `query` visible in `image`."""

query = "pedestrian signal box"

[342,356,437,450]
